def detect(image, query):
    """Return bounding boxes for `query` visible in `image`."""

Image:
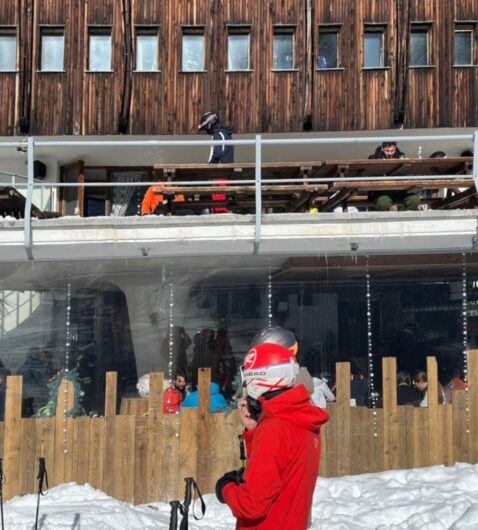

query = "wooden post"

[336,362,351,476]
[53,378,75,486]
[382,357,399,469]
[147,372,163,502]
[197,368,211,493]
[4,376,22,500]
[103,371,117,495]
[426,356,440,465]
[468,349,478,462]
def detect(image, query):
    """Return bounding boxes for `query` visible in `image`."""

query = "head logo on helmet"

[241,342,299,400]
[198,112,219,134]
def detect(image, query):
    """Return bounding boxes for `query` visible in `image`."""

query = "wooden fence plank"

[197,368,211,493]
[147,372,163,502]
[73,416,90,485]
[468,349,478,463]
[88,417,105,489]
[160,414,180,501]
[134,416,148,504]
[441,404,454,467]
[382,357,399,470]
[53,379,75,487]
[35,417,55,481]
[103,371,117,496]
[369,408,384,474]
[321,402,336,478]
[336,362,351,476]
[19,418,36,495]
[4,375,23,500]
[413,407,429,468]
[427,356,440,465]
[114,415,136,503]
[452,390,470,463]
[179,407,198,485]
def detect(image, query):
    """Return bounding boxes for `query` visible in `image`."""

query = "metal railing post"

[24,137,34,260]
[473,130,478,194]
[253,134,262,255]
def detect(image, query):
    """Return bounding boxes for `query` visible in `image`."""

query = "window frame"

[87,27,113,73]
[0,27,17,73]
[39,26,65,72]
[226,26,251,72]
[272,25,296,71]
[363,24,387,69]
[134,26,160,72]
[409,22,432,68]
[181,27,206,73]
[317,24,342,70]
[454,23,475,66]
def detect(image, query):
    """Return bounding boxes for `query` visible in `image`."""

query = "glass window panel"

[182,35,204,72]
[89,34,112,71]
[364,32,383,67]
[228,34,249,70]
[273,33,294,69]
[318,32,338,68]
[455,31,472,65]
[136,34,158,71]
[0,35,16,71]
[410,31,428,66]
[41,34,64,71]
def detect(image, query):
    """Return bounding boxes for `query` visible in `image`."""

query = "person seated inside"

[368,141,420,211]
[396,370,421,406]
[163,369,188,414]
[181,381,227,413]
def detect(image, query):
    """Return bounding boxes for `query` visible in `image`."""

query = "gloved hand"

[215,470,243,504]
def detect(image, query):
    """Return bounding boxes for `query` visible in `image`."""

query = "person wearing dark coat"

[198,112,234,164]
[396,370,421,406]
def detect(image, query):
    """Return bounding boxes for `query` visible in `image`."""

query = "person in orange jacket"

[163,369,187,414]
[141,184,185,215]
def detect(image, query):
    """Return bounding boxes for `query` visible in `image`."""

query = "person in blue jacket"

[180,382,227,413]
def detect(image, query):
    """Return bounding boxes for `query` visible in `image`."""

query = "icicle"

[462,253,470,435]
[366,256,378,437]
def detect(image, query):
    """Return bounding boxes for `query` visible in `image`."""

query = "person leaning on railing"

[368,141,420,212]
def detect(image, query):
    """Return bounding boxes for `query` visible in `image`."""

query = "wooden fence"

[1,354,478,505]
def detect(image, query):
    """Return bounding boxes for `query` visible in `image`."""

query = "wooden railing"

[1,353,478,504]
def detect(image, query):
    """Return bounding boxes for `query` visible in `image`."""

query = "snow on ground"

[5,463,478,529]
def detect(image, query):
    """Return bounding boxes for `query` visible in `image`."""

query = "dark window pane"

[364,32,383,67]
[455,31,472,65]
[410,31,427,66]
[319,32,338,68]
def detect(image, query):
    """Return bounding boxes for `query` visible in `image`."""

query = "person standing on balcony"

[215,343,329,529]
[198,112,234,164]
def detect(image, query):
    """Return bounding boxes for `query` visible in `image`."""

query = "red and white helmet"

[241,343,299,399]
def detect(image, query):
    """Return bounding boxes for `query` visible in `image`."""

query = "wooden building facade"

[1,0,478,136]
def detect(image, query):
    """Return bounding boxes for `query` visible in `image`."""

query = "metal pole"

[24,137,34,260]
[473,130,478,194]
[253,134,262,255]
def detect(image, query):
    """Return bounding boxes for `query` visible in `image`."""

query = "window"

[0,30,16,71]
[364,27,385,67]
[273,28,294,70]
[318,27,339,69]
[455,26,473,65]
[410,25,430,66]
[40,30,64,71]
[88,30,112,71]
[182,30,205,72]
[227,32,250,70]
[136,30,158,71]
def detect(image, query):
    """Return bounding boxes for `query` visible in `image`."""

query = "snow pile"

[5,463,478,529]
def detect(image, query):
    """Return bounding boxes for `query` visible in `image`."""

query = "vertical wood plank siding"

[1,0,478,135]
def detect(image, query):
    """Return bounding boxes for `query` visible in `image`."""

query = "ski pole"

[169,500,181,530]
[0,458,4,530]
[238,434,246,468]
[179,477,205,530]
[34,457,48,530]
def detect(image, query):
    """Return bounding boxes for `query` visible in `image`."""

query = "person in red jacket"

[215,343,329,530]
[163,369,187,414]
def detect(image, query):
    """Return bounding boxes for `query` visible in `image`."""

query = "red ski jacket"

[223,385,329,530]
[162,387,183,414]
